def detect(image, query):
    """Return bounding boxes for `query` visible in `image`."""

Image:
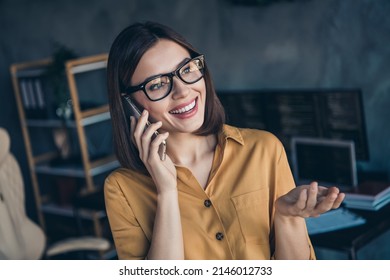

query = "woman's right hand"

[130,110,177,194]
[131,110,184,260]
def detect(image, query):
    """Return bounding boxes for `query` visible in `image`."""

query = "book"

[305,208,366,235]
[343,181,390,211]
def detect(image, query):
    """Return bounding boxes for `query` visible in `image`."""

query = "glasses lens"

[145,76,171,100]
[179,57,204,83]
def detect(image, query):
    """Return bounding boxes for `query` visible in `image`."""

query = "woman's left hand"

[275,182,345,218]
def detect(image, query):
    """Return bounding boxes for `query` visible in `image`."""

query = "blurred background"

[1,0,389,259]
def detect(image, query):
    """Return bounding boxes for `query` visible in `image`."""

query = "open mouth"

[169,97,197,115]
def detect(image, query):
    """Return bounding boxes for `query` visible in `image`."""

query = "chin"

[172,118,204,134]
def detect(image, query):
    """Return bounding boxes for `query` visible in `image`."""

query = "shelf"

[69,60,107,74]
[41,203,106,220]
[35,156,119,177]
[10,58,51,77]
[80,109,110,126]
[89,158,120,176]
[16,68,47,78]
[35,163,85,177]
[24,109,111,128]
[66,53,108,73]
[26,119,76,128]
[11,54,115,249]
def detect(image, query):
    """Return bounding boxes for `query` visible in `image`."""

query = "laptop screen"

[290,137,358,192]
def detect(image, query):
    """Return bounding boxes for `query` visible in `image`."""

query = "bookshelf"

[10,54,119,246]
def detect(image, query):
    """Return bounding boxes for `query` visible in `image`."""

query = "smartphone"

[122,94,167,161]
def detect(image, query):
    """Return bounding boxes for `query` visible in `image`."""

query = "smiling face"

[131,39,207,134]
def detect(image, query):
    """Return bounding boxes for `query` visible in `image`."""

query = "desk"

[309,204,390,259]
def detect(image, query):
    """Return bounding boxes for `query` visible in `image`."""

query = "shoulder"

[105,168,130,186]
[240,127,280,145]
[104,168,152,192]
[224,124,284,152]
[222,125,286,164]
[243,127,285,159]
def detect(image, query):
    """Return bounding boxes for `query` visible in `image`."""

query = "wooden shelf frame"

[10,53,117,240]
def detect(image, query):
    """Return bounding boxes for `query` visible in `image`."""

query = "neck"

[166,132,217,166]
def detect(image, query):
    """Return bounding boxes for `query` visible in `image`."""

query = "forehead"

[132,39,191,84]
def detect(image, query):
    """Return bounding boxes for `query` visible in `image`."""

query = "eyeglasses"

[123,55,205,101]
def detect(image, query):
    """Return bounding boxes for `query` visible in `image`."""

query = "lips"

[169,98,197,115]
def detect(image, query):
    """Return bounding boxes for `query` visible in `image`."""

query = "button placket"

[202,199,223,241]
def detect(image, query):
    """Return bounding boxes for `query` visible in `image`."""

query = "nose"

[171,76,190,100]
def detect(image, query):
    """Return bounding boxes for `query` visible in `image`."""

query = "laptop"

[290,137,358,192]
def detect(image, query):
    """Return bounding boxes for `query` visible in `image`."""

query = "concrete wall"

[1,0,389,257]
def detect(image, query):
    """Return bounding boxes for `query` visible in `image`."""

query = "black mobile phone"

[122,94,167,161]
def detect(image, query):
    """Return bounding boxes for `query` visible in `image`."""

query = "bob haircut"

[107,21,225,172]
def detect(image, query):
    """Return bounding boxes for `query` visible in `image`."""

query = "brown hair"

[107,21,225,172]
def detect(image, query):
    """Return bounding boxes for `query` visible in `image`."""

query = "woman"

[104,21,345,260]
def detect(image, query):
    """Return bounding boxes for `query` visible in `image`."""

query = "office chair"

[0,127,110,259]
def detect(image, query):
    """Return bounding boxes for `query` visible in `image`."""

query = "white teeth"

[170,99,196,114]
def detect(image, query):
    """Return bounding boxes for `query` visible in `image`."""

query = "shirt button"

[216,232,224,241]
[204,199,212,208]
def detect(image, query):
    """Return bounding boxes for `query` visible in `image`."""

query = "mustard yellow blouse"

[104,125,315,259]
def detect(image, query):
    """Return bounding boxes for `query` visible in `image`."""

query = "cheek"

[147,107,167,123]
[197,83,207,107]
[191,80,207,103]
[133,95,169,122]
[132,93,157,112]
[197,80,207,94]
[132,92,147,109]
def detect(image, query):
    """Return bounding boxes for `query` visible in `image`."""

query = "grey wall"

[1,0,389,221]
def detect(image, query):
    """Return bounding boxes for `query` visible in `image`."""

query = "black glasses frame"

[123,55,205,102]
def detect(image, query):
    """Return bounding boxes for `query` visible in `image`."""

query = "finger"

[305,182,319,211]
[314,189,338,214]
[327,187,343,209]
[132,111,149,154]
[296,188,308,211]
[133,110,149,144]
[331,192,345,209]
[129,116,137,145]
[140,121,163,161]
[131,116,143,156]
[143,120,163,140]
[316,185,340,202]
[327,186,340,195]
[316,186,331,203]
[148,132,169,162]
[134,110,154,160]
[317,186,331,197]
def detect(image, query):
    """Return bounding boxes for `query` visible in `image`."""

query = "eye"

[148,82,164,91]
[180,66,191,75]
[180,62,200,76]
[181,59,203,75]
[147,77,170,91]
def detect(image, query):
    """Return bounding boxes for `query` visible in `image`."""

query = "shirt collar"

[219,124,245,146]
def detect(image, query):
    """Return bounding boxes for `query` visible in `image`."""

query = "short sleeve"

[104,174,149,259]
